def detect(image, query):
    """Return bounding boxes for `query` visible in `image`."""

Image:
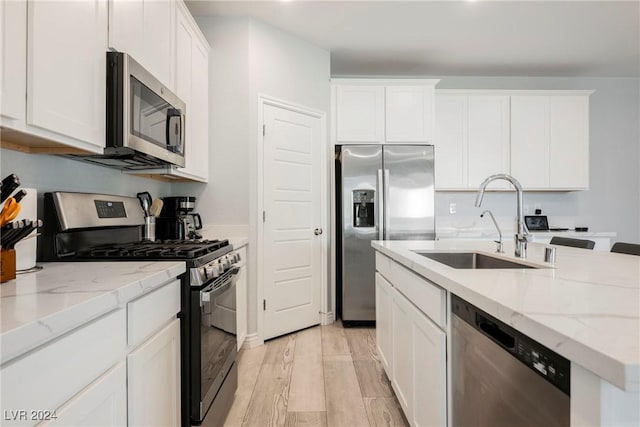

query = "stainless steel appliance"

[70,52,186,170]
[37,192,241,427]
[336,145,435,322]
[452,295,570,427]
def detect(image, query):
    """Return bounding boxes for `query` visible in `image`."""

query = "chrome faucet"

[475,174,528,258]
[481,210,503,253]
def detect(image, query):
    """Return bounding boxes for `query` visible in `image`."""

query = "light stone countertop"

[0,261,185,364]
[372,239,640,392]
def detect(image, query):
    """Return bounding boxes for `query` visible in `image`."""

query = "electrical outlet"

[449,203,456,214]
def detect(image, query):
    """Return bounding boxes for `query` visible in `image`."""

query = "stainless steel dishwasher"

[452,295,570,427]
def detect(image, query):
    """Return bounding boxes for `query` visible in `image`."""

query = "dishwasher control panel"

[452,295,570,395]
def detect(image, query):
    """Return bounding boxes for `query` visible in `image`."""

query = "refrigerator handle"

[384,169,390,240]
[377,169,384,240]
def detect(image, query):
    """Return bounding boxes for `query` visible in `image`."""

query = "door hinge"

[263,211,266,222]
[262,124,266,136]
[263,299,266,311]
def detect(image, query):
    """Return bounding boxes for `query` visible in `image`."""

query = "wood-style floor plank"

[354,360,394,398]
[284,411,328,427]
[223,345,268,427]
[288,328,326,412]
[344,327,378,361]
[243,334,297,426]
[320,321,350,358]
[363,397,409,427]
[323,360,370,427]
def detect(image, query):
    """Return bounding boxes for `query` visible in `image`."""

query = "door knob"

[314,228,323,236]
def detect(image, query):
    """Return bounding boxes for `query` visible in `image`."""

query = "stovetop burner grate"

[77,239,230,260]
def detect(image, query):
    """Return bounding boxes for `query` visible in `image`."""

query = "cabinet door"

[335,85,384,142]
[41,363,127,427]
[391,288,413,417]
[0,0,26,125]
[127,318,181,427]
[27,0,107,152]
[375,273,393,377]
[434,94,467,189]
[236,247,248,349]
[108,0,143,59]
[142,0,174,89]
[386,86,434,142]
[549,96,589,189]
[411,304,447,427]
[511,96,549,189]
[185,38,210,181]
[467,95,510,189]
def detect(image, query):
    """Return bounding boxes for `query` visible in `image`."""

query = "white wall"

[0,149,172,216]
[179,16,330,339]
[431,77,640,244]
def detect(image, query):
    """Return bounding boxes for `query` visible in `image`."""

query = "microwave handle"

[166,108,183,153]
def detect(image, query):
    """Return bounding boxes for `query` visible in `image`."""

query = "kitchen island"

[372,239,639,427]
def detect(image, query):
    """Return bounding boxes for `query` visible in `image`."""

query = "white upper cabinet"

[335,85,385,142]
[385,86,435,142]
[109,0,175,90]
[26,0,108,153]
[0,0,27,126]
[467,95,510,189]
[333,79,439,144]
[511,93,590,190]
[435,90,592,191]
[434,94,509,190]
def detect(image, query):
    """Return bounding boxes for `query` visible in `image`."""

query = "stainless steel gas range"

[38,192,240,427]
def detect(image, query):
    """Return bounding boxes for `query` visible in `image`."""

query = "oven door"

[194,268,239,422]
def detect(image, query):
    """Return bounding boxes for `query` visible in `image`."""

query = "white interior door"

[262,103,322,340]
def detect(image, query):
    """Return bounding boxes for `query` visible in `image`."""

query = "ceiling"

[186,0,640,78]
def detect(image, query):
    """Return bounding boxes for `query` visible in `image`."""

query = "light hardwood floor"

[223,321,409,427]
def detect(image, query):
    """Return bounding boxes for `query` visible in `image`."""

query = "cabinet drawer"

[375,251,391,279]
[388,260,446,328]
[0,310,125,426]
[127,279,180,348]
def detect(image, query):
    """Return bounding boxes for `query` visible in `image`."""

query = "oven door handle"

[200,267,240,306]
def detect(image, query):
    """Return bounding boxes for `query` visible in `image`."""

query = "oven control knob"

[217,261,225,274]
[205,266,215,278]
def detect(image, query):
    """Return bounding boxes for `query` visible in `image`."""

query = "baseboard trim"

[242,333,264,349]
[321,311,335,325]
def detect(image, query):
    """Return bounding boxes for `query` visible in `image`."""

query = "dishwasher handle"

[477,314,516,350]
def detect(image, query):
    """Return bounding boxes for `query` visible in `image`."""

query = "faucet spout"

[475,174,528,258]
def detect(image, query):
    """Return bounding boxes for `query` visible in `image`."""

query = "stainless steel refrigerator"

[336,145,435,322]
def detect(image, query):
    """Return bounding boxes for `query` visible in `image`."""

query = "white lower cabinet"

[127,318,181,427]
[375,273,393,376]
[41,363,127,426]
[377,254,447,427]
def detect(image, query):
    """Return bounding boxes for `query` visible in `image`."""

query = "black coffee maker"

[156,196,203,240]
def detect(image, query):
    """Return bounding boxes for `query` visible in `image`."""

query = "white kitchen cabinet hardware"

[40,363,127,427]
[332,79,439,145]
[109,0,175,91]
[127,318,181,427]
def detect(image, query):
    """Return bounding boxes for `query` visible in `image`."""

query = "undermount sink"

[414,252,537,269]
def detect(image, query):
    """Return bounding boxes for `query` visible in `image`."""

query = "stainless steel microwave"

[72,52,186,170]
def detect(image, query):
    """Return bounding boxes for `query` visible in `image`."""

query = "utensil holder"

[1,249,16,283]
[143,216,156,242]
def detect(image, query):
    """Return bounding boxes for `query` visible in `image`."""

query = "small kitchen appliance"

[38,192,240,427]
[156,196,203,240]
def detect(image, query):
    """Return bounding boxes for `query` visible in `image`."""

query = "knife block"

[1,249,16,283]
